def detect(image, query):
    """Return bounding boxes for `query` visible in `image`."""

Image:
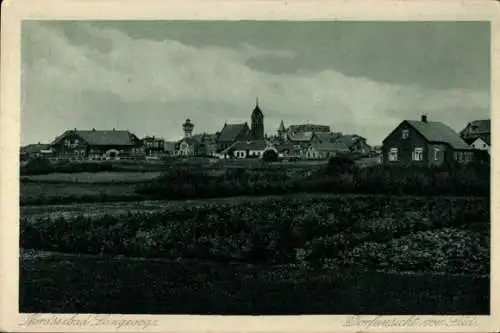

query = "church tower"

[251,97,264,140]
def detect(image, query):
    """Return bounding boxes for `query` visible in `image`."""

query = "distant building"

[305,141,351,159]
[333,134,371,155]
[164,141,177,156]
[222,140,277,159]
[50,128,142,160]
[469,136,491,155]
[215,123,251,152]
[382,115,475,167]
[192,133,218,156]
[250,98,264,140]
[460,119,490,143]
[176,119,200,156]
[277,120,287,140]
[141,136,165,158]
[288,124,330,135]
[20,143,54,160]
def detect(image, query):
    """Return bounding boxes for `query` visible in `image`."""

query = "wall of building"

[382,122,428,166]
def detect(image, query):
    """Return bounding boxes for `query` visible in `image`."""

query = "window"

[388,148,398,161]
[402,129,409,139]
[80,150,86,157]
[483,143,487,149]
[413,147,424,161]
[432,148,440,161]
[64,139,70,147]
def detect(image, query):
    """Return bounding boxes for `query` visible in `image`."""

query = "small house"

[382,115,475,167]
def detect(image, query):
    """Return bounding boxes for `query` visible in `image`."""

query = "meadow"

[20,194,490,314]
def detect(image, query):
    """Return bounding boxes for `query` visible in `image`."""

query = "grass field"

[20,182,140,204]
[21,171,162,184]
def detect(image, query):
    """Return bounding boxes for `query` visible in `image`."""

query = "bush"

[262,150,279,162]
[325,155,357,174]
[20,157,55,175]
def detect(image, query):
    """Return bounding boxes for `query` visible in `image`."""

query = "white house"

[223,140,278,159]
[470,136,491,155]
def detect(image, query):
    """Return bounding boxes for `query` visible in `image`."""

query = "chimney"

[421,115,428,123]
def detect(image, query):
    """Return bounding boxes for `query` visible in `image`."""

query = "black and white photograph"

[1,0,499,332]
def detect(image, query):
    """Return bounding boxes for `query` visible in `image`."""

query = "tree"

[262,149,279,162]
[326,155,357,173]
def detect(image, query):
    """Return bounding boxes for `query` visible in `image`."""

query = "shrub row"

[21,195,490,274]
[135,163,490,199]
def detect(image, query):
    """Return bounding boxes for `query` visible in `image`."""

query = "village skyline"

[21,21,490,146]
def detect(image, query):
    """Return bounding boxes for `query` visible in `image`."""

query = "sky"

[21,20,490,146]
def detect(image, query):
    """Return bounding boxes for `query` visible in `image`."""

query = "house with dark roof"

[459,119,491,143]
[305,141,351,160]
[382,115,475,167]
[333,134,371,155]
[215,123,251,152]
[50,128,142,160]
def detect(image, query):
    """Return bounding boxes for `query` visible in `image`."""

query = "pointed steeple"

[278,120,285,132]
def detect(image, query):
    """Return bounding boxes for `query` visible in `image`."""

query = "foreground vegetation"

[20,193,490,314]
[20,255,489,314]
[22,195,489,274]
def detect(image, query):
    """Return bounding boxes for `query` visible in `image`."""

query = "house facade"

[223,140,277,159]
[50,128,142,160]
[141,136,165,158]
[382,115,475,167]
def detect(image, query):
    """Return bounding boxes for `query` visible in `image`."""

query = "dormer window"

[402,129,409,139]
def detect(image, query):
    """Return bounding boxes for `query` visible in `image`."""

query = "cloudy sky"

[21,20,490,146]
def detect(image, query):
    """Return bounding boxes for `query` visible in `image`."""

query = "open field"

[20,253,489,315]
[21,171,162,184]
[20,182,141,205]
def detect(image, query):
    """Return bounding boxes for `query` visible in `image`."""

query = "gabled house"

[305,141,351,160]
[460,119,490,143]
[222,140,277,159]
[215,123,251,152]
[50,128,142,160]
[382,115,475,167]
[334,134,371,155]
[469,136,491,155]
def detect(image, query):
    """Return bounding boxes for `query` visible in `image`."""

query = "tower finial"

[256,96,259,107]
